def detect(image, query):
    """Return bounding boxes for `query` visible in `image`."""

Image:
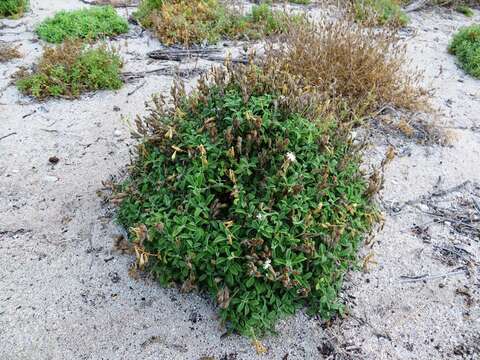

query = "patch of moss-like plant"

[36,6,129,43]
[134,0,298,46]
[353,0,409,27]
[114,57,378,337]
[17,41,123,99]
[0,0,28,18]
[449,24,480,78]
[455,4,474,17]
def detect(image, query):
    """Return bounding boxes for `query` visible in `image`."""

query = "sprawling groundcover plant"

[114,57,378,338]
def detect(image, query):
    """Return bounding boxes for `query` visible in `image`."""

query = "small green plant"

[134,0,298,46]
[36,6,129,43]
[449,24,480,78]
[17,41,123,99]
[353,0,409,27]
[0,0,28,18]
[455,4,474,16]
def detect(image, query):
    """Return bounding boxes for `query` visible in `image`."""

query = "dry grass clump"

[252,19,425,123]
[135,0,298,46]
[0,43,22,62]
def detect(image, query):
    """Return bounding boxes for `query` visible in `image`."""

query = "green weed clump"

[36,6,129,43]
[455,4,474,16]
[353,0,409,27]
[135,0,297,46]
[449,24,480,78]
[17,41,123,99]
[0,0,28,18]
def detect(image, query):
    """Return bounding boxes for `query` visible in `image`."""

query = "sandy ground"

[1,1,479,359]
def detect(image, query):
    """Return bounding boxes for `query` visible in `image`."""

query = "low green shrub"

[36,6,129,43]
[17,41,123,99]
[353,0,409,27]
[0,0,28,18]
[455,4,474,16]
[115,57,377,337]
[449,24,480,78]
[134,0,299,46]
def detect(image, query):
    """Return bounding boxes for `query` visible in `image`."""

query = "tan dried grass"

[231,18,427,123]
[0,43,22,63]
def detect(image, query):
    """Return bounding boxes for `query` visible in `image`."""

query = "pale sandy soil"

[0,1,479,359]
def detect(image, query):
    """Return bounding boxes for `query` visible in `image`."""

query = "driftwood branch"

[147,48,248,64]
[0,132,17,141]
[395,180,472,212]
[0,22,26,30]
[79,0,139,7]
[147,48,221,61]
[400,267,467,283]
[121,67,206,82]
[404,0,429,12]
[127,80,146,96]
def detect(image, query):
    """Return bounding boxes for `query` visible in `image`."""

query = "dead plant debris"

[259,18,428,126]
[0,43,22,62]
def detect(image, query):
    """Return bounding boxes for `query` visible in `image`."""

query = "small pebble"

[418,203,429,212]
[48,156,59,165]
[109,271,121,283]
[114,130,122,137]
[45,175,58,182]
